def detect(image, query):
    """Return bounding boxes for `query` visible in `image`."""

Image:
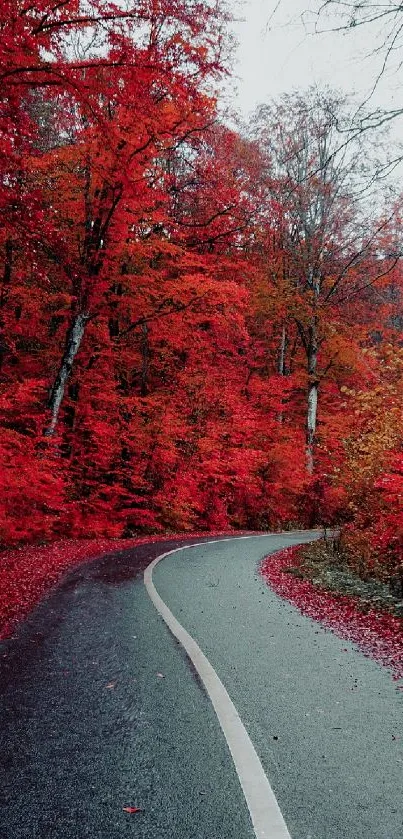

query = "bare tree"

[252,87,400,472]
[315,2,403,140]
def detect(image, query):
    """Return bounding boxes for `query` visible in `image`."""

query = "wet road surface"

[1,532,402,838]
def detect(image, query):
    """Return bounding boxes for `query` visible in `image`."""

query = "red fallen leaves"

[0,529,244,639]
[260,547,403,683]
[0,536,145,640]
[123,807,142,814]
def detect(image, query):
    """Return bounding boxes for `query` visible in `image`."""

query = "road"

[1,532,402,839]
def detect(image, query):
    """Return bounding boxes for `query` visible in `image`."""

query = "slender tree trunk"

[278,323,287,375]
[1,239,13,308]
[43,166,120,436]
[277,323,288,423]
[45,312,88,436]
[140,322,150,396]
[0,239,13,372]
[306,322,319,474]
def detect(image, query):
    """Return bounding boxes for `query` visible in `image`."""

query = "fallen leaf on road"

[123,807,142,814]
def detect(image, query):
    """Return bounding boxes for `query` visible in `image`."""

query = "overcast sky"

[226,0,403,132]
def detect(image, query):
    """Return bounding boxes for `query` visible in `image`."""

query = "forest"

[1,0,403,594]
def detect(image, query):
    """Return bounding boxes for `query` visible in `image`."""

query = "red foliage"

[372,453,403,563]
[2,2,403,608]
[261,547,403,683]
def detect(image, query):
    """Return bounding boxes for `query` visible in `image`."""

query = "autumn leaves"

[1,3,402,587]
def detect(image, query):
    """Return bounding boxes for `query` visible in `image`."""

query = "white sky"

[226,0,403,137]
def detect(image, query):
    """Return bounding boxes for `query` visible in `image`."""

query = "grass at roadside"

[288,539,403,619]
[260,542,403,683]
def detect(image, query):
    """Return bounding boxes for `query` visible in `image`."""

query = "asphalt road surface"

[1,532,402,839]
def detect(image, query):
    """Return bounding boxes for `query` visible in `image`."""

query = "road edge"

[144,534,303,839]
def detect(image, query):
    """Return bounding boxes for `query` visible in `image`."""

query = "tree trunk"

[0,239,13,372]
[140,322,150,396]
[278,324,287,375]
[306,327,319,474]
[277,324,287,423]
[1,239,13,308]
[45,312,88,436]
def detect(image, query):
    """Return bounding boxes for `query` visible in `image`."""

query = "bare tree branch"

[117,294,208,339]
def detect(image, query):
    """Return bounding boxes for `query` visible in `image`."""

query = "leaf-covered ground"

[261,546,403,683]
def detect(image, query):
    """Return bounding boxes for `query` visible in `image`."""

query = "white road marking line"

[144,534,305,839]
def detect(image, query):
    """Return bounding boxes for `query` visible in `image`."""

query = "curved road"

[1,532,402,839]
